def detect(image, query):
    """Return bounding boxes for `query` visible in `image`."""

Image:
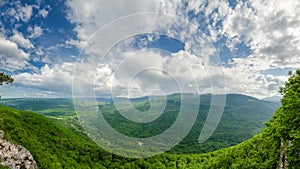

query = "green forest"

[0,70,299,168]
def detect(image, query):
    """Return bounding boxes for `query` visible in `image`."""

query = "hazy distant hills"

[2,93,280,111]
[261,96,282,102]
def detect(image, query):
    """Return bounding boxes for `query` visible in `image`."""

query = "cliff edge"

[0,130,37,169]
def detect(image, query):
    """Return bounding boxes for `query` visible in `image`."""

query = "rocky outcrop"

[0,130,37,169]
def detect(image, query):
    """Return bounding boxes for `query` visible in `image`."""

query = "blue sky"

[0,0,299,98]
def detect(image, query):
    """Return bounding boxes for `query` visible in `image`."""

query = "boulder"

[0,130,37,169]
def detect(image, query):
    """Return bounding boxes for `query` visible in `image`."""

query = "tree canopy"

[268,69,300,168]
[0,72,14,85]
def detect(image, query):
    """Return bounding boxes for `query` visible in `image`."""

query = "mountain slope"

[140,129,281,168]
[170,94,280,153]
[0,105,112,168]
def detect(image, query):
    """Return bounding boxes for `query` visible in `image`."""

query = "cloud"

[10,53,284,99]
[221,0,300,69]
[29,25,43,38]
[65,39,87,49]
[10,32,34,49]
[6,0,297,98]
[14,4,33,22]
[65,0,218,83]
[223,59,288,98]
[6,7,16,17]
[66,0,162,41]
[65,0,285,99]
[0,37,30,71]
[92,49,220,98]
[38,8,48,18]
[13,63,74,96]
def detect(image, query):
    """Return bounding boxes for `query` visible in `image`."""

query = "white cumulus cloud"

[0,37,30,71]
[29,25,43,38]
[13,63,74,96]
[10,32,34,49]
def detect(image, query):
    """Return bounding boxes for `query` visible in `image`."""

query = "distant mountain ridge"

[262,96,282,102]
[2,93,280,105]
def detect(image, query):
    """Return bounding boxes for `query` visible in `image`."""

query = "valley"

[2,94,280,155]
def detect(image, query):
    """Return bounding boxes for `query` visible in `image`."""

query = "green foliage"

[268,69,300,167]
[0,105,110,169]
[0,72,13,100]
[0,165,9,169]
[0,72,13,85]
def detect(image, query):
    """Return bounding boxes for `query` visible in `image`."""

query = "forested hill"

[0,105,112,168]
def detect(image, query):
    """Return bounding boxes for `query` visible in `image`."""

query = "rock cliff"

[0,130,37,169]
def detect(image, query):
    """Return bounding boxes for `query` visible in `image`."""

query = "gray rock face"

[0,130,37,169]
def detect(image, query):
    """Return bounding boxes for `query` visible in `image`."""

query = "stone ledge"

[0,130,37,169]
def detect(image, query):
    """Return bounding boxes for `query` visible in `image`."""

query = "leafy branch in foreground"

[0,72,14,85]
[0,72,14,100]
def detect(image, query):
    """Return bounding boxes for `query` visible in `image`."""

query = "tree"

[0,72,14,100]
[269,69,300,168]
[0,72,14,85]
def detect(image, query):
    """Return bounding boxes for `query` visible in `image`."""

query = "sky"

[0,0,299,99]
